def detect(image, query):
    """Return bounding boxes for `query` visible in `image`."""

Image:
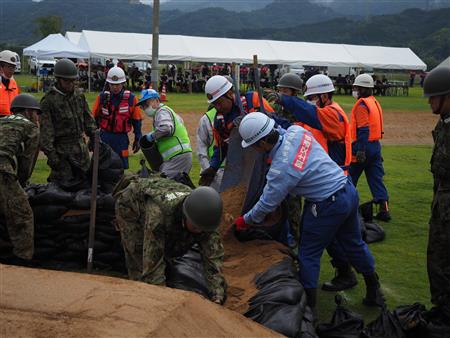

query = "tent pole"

[88,57,91,92]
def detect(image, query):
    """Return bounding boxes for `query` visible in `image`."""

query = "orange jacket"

[295,101,352,173]
[350,96,383,142]
[0,77,20,116]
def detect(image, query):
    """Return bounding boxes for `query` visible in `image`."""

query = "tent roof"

[436,56,450,68]
[70,30,427,70]
[65,32,82,46]
[23,33,89,59]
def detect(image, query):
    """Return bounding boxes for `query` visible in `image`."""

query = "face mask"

[144,106,158,117]
[352,90,359,99]
[306,99,318,106]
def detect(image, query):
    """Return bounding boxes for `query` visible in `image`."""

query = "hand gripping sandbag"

[392,303,427,337]
[139,136,163,171]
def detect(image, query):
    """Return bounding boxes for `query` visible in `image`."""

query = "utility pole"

[151,0,160,90]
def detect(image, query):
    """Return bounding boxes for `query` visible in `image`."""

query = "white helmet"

[0,50,17,66]
[239,112,275,148]
[304,74,335,97]
[106,66,126,84]
[205,75,232,103]
[353,74,374,88]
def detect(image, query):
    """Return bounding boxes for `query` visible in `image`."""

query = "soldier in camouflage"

[0,94,41,261]
[424,66,450,312]
[39,59,97,187]
[114,174,226,304]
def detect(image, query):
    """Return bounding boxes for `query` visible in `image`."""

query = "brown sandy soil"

[381,111,438,145]
[219,185,289,314]
[0,264,282,338]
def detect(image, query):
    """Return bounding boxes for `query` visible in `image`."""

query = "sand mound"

[0,264,281,338]
[220,185,289,314]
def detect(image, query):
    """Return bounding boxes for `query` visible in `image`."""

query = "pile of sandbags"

[245,258,318,338]
[7,183,126,272]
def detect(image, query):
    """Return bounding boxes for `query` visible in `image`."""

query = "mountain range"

[1,0,449,68]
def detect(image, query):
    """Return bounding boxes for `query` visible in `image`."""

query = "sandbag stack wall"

[0,183,126,273]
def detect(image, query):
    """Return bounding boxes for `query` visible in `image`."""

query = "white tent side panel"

[343,44,427,71]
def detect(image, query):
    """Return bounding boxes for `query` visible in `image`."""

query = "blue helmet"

[137,89,160,106]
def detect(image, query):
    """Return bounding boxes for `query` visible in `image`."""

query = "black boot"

[375,200,391,222]
[363,272,385,307]
[305,288,318,323]
[322,263,358,291]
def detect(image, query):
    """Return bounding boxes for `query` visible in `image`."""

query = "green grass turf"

[30,145,434,323]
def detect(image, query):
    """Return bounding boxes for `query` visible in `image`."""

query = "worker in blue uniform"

[233,112,385,314]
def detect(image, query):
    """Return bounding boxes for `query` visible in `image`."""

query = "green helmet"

[54,58,78,79]
[423,66,450,97]
[182,186,223,232]
[277,73,303,91]
[10,94,41,114]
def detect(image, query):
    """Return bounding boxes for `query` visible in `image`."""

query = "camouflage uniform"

[0,114,40,259]
[39,86,96,185]
[428,114,450,307]
[115,174,226,301]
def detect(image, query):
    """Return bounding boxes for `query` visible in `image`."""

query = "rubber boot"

[322,263,358,291]
[363,272,385,307]
[305,288,317,324]
[375,200,391,222]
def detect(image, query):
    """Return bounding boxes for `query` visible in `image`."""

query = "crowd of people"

[1,50,450,322]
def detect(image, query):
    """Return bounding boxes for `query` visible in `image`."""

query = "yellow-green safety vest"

[153,105,192,161]
[205,107,225,168]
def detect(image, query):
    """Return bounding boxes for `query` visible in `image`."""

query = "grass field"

[19,73,435,323]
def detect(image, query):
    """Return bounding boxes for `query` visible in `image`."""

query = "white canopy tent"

[23,33,89,59]
[65,32,82,46]
[72,30,426,71]
[436,56,450,68]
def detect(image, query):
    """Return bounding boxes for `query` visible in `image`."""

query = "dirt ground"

[142,110,439,148]
[0,264,282,338]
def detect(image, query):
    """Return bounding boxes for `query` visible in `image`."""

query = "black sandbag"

[71,189,92,209]
[166,248,210,298]
[60,212,91,224]
[28,183,75,205]
[35,222,58,231]
[95,230,120,243]
[52,250,84,262]
[392,303,427,336]
[97,193,115,211]
[249,279,305,306]
[316,295,364,338]
[364,222,386,244]
[0,237,13,255]
[60,222,89,234]
[361,306,405,338]
[255,257,298,287]
[41,260,84,270]
[99,168,124,182]
[301,305,320,338]
[422,306,450,338]
[95,251,124,264]
[360,201,374,222]
[96,223,119,236]
[36,238,60,249]
[66,240,88,253]
[33,247,60,260]
[32,205,68,223]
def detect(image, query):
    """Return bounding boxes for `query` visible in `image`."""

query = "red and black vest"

[99,90,132,133]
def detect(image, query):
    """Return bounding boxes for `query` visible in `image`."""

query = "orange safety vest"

[350,96,383,142]
[242,91,274,113]
[295,102,352,173]
[98,90,133,133]
[0,77,20,116]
